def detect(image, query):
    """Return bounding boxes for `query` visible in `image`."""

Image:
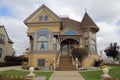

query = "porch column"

[57,39,60,51]
[48,34,51,50]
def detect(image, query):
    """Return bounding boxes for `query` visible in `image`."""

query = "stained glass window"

[63,30,76,35]
[37,35,48,51]
[36,29,50,51]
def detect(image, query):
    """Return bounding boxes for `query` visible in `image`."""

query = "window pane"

[39,16,43,21]
[38,36,47,41]
[53,44,57,51]
[44,16,48,21]
[37,42,42,50]
[38,59,45,66]
[91,45,96,53]
[85,39,88,46]
[39,15,48,21]
[0,34,4,40]
[0,48,2,58]
[52,37,57,51]
[52,37,56,44]
[44,42,48,50]
[36,29,49,38]
[91,40,95,44]
[37,42,48,51]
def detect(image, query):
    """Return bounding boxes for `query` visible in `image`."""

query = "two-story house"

[0,26,15,62]
[24,4,99,70]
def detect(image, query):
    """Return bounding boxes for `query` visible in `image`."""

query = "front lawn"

[0,70,53,80]
[79,66,120,80]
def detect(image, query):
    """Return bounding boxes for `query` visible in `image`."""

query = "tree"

[72,48,88,66]
[104,43,119,59]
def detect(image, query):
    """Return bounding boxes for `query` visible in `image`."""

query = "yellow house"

[24,4,99,70]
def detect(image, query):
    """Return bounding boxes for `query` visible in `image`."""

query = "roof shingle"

[80,12,99,32]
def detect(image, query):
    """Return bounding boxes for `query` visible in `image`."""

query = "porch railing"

[72,57,78,69]
[53,51,61,70]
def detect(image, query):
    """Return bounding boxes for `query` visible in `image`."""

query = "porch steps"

[56,56,76,71]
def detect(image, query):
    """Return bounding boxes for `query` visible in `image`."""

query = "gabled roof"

[0,25,14,44]
[80,12,99,32]
[24,4,61,23]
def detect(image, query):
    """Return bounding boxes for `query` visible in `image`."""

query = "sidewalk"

[49,71,85,80]
[0,66,22,71]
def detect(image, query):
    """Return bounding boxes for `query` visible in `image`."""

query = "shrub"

[35,67,39,70]
[72,48,88,66]
[94,59,103,67]
[4,56,28,62]
[0,62,21,67]
[0,62,6,67]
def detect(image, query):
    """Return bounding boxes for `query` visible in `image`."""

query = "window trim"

[0,48,2,58]
[0,34,4,43]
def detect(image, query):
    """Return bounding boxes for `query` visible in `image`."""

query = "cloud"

[97,22,120,55]
[0,0,120,56]
[0,16,29,56]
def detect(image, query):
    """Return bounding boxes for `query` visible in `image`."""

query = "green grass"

[0,70,53,80]
[79,66,120,80]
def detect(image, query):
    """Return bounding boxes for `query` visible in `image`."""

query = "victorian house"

[24,4,99,70]
[0,26,15,62]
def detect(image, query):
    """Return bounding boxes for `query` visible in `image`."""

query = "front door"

[61,39,79,56]
[61,44,69,55]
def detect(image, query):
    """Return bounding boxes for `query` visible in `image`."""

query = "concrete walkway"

[0,66,85,80]
[0,66,22,71]
[49,71,85,80]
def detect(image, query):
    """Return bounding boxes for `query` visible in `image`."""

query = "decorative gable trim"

[24,4,61,24]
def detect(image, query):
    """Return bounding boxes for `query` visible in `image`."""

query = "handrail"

[53,51,61,70]
[72,56,78,69]
[72,56,76,68]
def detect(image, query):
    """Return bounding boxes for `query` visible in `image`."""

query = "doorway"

[61,38,79,56]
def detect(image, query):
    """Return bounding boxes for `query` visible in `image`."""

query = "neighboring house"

[24,4,99,69]
[0,25,15,62]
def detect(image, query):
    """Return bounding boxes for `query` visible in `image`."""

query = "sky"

[0,0,120,56]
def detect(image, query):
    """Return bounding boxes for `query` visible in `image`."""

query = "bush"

[35,67,39,70]
[0,62,21,67]
[72,48,88,66]
[94,59,103,67]
[4,56,28,62]
[21,65,30,70]
[0,62,6,67]
[6,62,22,66]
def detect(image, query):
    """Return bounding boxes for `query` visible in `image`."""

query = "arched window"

[36,29,50,51]
[37,35,48,51]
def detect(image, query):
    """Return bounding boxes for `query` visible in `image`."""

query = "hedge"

[0,62,22,67]
[4,56,28,62]
[0,56,28,67]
